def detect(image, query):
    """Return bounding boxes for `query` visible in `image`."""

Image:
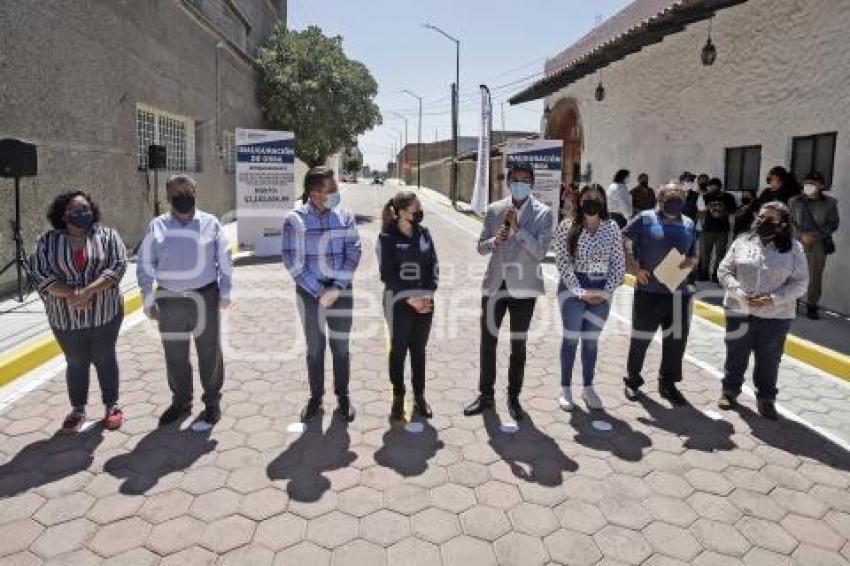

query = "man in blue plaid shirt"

[282,166,362,422]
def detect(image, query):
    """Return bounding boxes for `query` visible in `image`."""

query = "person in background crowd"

[138,175,232,428]
[631,173,656,215]
[733,188,759,236]
[465,162,554,422]
[31,191,127,433]
[717,202,808,419]
[698,177,738,282]
[697,174,710,193]
[737,166,802,236]
[606,169,632,228]
[282,167,362,423]
[623,182,699,406]
[554,184,625,411]
[789,172,840,319]
[378,191,439,421]
[559,181,578,222]
[681,171,704,222]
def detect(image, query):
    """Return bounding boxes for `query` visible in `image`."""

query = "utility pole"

[390,111,409,184]
[501,101,506,146]
[402,89,423,189]
[424,23,460,207]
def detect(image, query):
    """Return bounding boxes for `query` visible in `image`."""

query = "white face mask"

[803,183,820,197]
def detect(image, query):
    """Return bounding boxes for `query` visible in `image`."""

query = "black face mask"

[171,193,195,214]
[580,199,603,216]
[755,218,780,238]
[411,210,424,225]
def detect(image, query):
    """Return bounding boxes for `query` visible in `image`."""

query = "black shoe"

[158,404,191,427]
[390,394,405,422]
[624,384,642,401]
[463,395,494,416]
[717,393,738,411]
[413,395,433,419]
[507,397,525,422]
[659,383,689,407]
[757,399,779,421]
[199,405,221,426]
[300,398,322,423]
[337,396,356,422]
[807,305,820,320]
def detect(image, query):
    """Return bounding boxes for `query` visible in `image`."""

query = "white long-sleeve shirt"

[606,182,632,219]
[554,218,626,298]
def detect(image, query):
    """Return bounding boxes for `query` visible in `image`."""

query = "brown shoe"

[717,393,737,411]
[757,399,779,420]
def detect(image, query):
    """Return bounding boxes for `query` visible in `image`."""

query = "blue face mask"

[325,192,341,209]
[662,197,685,217]
[509,181,532,200]
[67,209,94,229]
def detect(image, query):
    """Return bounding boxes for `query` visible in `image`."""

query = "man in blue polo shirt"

[622,181,699,406]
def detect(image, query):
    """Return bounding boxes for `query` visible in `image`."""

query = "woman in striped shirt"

[30,191,127,433]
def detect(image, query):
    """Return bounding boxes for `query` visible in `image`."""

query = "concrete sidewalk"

[0,183,847,565]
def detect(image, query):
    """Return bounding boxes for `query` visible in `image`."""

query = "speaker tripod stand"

[0,176,33,302]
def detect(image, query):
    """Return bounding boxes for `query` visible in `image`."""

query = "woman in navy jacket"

[378,191,439,421]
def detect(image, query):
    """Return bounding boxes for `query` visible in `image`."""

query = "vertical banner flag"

[504,138,563,231]
[471,85,492,214]
[235,129,295,256]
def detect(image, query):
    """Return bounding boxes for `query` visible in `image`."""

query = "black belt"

[157,281,218,296]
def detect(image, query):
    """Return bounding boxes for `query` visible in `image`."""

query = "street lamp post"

[388,126,403,181]
[402,89,423,190]
[389,112,409,183]
[423,23,460,207]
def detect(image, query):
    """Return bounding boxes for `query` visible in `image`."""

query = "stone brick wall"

[0,0,283,293]
[544,0,850,313]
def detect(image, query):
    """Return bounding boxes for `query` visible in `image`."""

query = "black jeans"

[296,285,353,401]
[722,314,792,401]
[385,295,433,397]
[479,291,537,399]
[626,290,693,388]
[53,312,123,410]
[156,284,224,410]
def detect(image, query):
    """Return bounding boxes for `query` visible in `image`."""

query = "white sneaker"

[583,386,604,410]
[558,387,574,411]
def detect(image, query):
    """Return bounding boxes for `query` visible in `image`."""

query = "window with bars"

[724,145,762,192]
[223,130,236,172]
[791,132,836,188]
[135,105,195,171]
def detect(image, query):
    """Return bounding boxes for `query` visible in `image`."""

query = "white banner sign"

[235,128,295,256]
[503,138,563,231]
[471,85,492,215]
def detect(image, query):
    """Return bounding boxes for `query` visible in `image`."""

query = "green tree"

[257,25,382,167]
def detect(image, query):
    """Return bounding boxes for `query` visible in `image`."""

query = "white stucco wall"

[545,0,850,313]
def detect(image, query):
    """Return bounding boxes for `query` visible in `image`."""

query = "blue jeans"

[296,285,354,400]
[558,285,611,387]
[722,314,792,401]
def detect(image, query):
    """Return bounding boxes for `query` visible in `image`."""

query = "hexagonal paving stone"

[305,511,359,549]
[217,543,275,566]
[239,487,289,520]
[430,483,476,513]
[644,496,698,527]
[742,547,793,566]
[447,461,491,487]
[729,489,786,521]
[200,515,256,554]
[360,510,410,547]
[101,547,159,565]
[688,492,743,524]
[411,507,462,544]
[643,521,702,561]
[189,488,242,522]
[475,481,522,510]
[460,505,511,541]
[735,516,798,555]
[441,535,497,566]
[180,467,229,495]
[273,541,330,566]
[287,492,339,520]
[544,528,603,566]
[690,518,751,557]
[0,492,45,526]
[337,485,384,517]
[554,500,608,534]
[493,531,548,566]
[781,514,844,551]
[253,514,306,551]
[145,515,205,555]
[594,525,653,565]
[507,502,559,537]
[770,487,829,519]
[85,493,144,525]
[138,490,193,524]
[384,483,430,515]
[791,544,849,566]
[684,469,734,496]
[647,471,695,499]
[387,537,439,566]
[0,519,43,556]
[33,491,95,526]
[88,517,152,558]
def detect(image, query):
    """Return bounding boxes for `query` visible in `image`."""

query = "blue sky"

[289,0,632,169]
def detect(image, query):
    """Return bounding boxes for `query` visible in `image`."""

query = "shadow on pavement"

[374,416,444,476]
[0,426,105,497]
[735,404,850,471]
[266,412,356,502]
[104,425,217,495]
[483,410,577,486]
[571,406,652,462]
[637,395,736,452]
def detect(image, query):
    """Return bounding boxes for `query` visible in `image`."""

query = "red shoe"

[104,406,124,430]
[60,411,86,434]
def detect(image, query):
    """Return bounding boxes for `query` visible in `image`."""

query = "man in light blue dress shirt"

[137,174,233,428]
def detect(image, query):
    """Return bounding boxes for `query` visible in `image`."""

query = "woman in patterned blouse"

[30,191,127,433]
[554,184,626,412]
